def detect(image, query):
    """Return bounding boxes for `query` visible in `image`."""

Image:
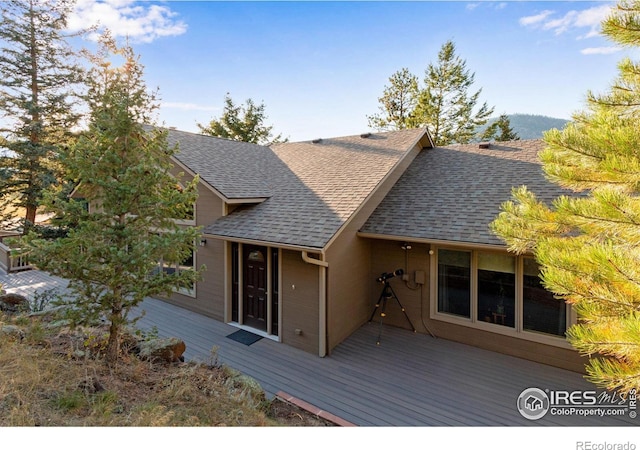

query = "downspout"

[302,251,329,357]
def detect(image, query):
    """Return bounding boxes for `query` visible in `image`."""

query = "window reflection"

[523,258,566,336]
[477,253,515,328]
[437,249,471,318]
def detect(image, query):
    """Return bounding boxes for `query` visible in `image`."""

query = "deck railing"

[0,234,32,273]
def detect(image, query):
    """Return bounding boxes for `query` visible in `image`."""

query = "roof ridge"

[149,124,271,150]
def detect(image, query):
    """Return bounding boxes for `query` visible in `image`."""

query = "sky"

[8,1,640,443]
[61,0,639,142]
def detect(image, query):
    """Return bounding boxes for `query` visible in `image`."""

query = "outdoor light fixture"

[199,238,207,246]
[401,243,412,251]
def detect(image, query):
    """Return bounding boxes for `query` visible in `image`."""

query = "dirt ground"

[268,398,336,426]
[1,320,339,427]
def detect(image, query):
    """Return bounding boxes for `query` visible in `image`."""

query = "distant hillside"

[479,114,570,140]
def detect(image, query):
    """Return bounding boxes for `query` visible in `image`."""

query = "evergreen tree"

[197,93,287,145]
[0,0,85,231]
[367,68,419,131]
[491,0,640,393]
[366,41,494,145]
[482,114,520,142]
[413,40,494,145]
[25,34,201,364]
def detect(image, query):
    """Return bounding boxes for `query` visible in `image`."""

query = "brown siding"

[159,167,226,320]
[430,321,586,372]
[369,240,430,333]
[325,232,372,353]
[325,144,423,352]
[281,249,319,354]
[367,239,586,372]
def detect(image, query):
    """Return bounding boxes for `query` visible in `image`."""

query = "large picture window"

[435,248,569,341]
[477,252,515,328]
[437,249,471,318]
[523,258,566,337]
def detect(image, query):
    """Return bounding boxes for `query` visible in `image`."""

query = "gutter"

[356,232,508,251]
[301,251,329,358]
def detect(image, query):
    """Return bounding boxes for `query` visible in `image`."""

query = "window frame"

[158,244,197,298]
[430,246,575,348]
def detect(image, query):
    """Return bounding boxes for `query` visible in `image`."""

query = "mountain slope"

[479,114,570,140]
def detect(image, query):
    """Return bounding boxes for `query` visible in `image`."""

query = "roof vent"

[478,142,491,149]
[360,132,372,138]
[312,138,322,144]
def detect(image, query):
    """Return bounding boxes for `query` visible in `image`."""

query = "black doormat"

[226,329,263,346]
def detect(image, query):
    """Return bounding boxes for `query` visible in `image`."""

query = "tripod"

[369,280,416,345]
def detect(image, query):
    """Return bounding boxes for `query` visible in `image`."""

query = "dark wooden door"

[243,245,267,331]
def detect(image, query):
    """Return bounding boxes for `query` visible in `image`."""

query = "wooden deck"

[1,268,637,427]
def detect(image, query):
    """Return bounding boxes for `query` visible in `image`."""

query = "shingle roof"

[165,128,274,200]
[202,128,429,249]
[360,140,575,247]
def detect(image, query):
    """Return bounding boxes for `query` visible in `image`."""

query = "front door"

[243,245,267,331]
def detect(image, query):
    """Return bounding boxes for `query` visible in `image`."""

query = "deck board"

[1,268,637,426]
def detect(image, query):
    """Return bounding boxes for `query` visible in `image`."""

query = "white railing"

[0,241,32,273]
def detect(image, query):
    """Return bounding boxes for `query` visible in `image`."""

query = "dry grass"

[0,313,334,427]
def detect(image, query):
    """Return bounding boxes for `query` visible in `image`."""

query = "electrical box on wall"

[415,270,425,285]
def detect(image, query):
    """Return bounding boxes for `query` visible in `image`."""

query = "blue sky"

[67,0,636,142]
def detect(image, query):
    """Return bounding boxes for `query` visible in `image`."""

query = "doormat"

[226,329,263,346]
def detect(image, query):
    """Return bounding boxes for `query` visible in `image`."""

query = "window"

[248,250,265,262]
[159,247,196,297]
[434,248,569,342]
[523,257,566,337]
[477,252,515,328]
[437,249,471,318]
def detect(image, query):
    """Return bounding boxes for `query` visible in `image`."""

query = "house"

[525,395,545,412]
[160,127,585,372]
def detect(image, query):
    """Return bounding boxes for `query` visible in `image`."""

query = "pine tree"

[367,68,419,131]
[366,41,494,145]
[0,0,85,231]
[413,40,494,146]
[25,34,202,365]
[197,93,287,145]
[481,114,520,142]
[491,0,640,393]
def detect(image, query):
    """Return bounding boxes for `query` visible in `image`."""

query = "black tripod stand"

[369,279,416,345]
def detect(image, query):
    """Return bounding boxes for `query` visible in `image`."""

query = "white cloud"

[68,0,187,44]
[161,102,219,112]
[467,2,508,12]
[543,10,578,35]
[519,10,554,27]
[580,46,622,55]
[574,4,613,28]
[519,4,614,39]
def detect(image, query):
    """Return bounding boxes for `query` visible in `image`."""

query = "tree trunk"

[106,319,121,365]
[106,305,122,365]
[25,204,37,229]
[25,4,39,234]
